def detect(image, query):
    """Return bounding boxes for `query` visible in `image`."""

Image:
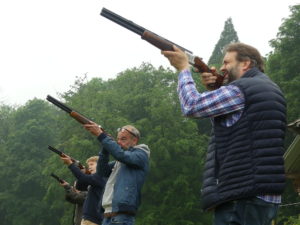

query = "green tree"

[0,99,61,225]
[266,4,300,123]
[196,18,240,137]
[208,17,239,68]
[266,4,300,224]
[1,5,300,222]
[42,63,212,225]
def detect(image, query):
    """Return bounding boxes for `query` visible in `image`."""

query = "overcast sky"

[0,0,299,106]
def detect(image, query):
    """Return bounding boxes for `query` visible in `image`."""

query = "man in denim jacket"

[84,123,150,225]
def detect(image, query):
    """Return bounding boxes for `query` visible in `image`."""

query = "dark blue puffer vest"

[201,68,286,210]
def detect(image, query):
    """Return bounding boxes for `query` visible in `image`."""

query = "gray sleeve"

[64,186,87,205]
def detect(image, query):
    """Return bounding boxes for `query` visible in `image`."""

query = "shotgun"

[46,95,111,139]
[46,95,92,124]
[48,145,89,174]
[50,173,65,184]
[100,8,224,89]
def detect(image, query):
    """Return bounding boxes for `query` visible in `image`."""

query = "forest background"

[0,4,300,225]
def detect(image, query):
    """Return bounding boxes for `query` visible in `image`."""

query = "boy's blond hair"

[86,156,99,164]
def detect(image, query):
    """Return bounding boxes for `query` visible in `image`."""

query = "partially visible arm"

[96,147,115,178]
[64,185,87,205]
[75,181,88,191]
[68,164,106,188]
[177,69,245,118]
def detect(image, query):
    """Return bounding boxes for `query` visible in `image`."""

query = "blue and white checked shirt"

[177,69,281,204]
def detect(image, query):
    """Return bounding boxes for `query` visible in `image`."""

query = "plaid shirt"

[178,69,281,204]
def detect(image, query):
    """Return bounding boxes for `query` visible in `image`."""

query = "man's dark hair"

[225,43,264,72]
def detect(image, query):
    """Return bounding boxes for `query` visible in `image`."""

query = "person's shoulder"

[133,144,150,158]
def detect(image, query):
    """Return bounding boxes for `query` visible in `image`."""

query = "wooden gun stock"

[193,56,225,89]
[100,8,224,89]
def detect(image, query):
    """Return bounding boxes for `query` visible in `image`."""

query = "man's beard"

[226,65,239,83]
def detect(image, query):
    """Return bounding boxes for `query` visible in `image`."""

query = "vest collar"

[241,67,262,79]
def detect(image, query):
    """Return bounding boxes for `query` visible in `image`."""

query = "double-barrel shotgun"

[48,145,90,174]
[46,95,92,124]
[46,95,105,132]
[100,8,224,89]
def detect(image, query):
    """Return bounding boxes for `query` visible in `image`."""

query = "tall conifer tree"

[208,17,239,67]
[196,18,239,135]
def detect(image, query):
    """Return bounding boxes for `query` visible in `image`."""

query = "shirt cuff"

[97,133,107,142]
[178,68,192,79]
[179,68,191,75]
[68,163,76,169]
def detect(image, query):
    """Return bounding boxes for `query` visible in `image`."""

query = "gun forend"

[47,145,87,171]
[70,111,91,125]
[46,95,92,124]
[50,173,65,183]
[48,145,64,156]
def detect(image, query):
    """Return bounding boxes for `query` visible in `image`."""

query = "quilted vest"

[201,68,286,210]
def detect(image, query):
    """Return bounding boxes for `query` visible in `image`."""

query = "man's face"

[87,161,97,174]
[220,51,245,83]
[117,129,137,150]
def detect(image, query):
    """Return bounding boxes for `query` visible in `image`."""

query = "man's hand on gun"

[201,68,219,91]
[59,181,79,193]
[162,46,220,91]
[83,121,103,137]
[60,155,73,166]
[60,180,70,187]
[161,45,190,71]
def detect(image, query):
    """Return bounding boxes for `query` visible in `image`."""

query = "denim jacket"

[97,134,150,214]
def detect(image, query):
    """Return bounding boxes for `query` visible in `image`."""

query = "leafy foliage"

[0,64,211,224]
[267,5,300,123]
[266,5,300,224]
[1,5,300,224]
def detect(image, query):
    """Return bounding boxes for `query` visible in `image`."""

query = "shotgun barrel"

[100,8,224,89]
